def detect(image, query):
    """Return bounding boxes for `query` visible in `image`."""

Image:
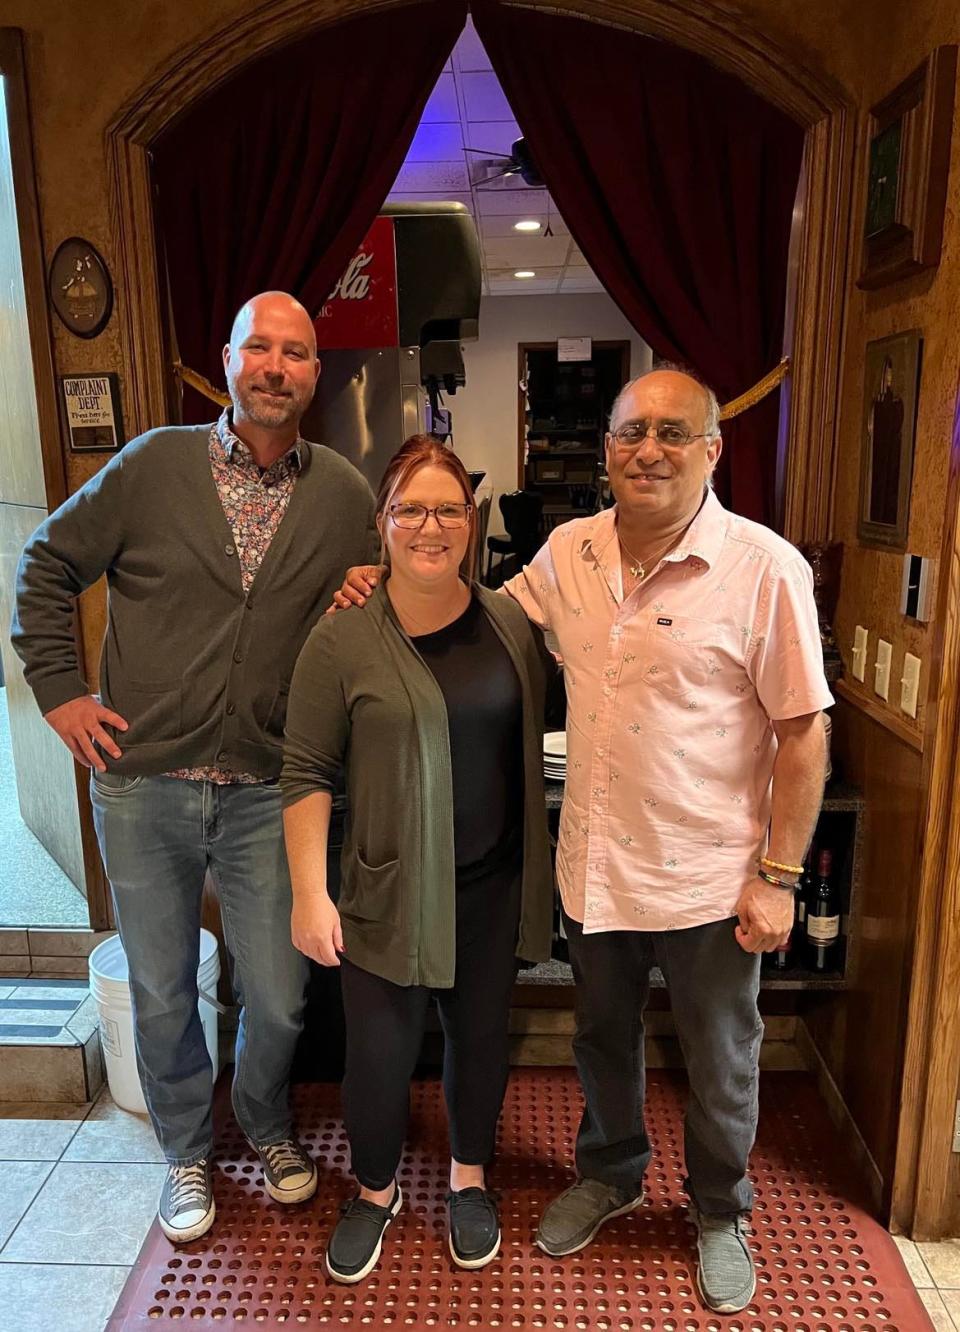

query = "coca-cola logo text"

[318,252,374,318]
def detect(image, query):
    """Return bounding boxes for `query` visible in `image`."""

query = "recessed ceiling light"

[514,270,536,278]
[514,220,542,232]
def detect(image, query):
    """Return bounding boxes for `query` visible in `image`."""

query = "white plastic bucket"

[88,929,221,1114]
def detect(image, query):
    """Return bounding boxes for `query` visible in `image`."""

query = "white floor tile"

[0,1160,164,1265]
[893,1233,935,1288]
[0,1106,87,1161]
[941,1290,960,1328]
[918,1239,960,1290]
[0,1161,54,1247]
[0,1262,129,1332]
[63,1092,164,1164]
[919,1287,958,1331]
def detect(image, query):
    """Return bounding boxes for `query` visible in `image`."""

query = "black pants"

[340,861,522,1190]
[565,910,763,1216]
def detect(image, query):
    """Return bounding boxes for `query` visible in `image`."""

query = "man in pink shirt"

[332,366,831,1314]
[503,368,832,1314]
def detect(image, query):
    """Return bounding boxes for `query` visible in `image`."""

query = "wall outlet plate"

[875,638,892,701]
[852,625,868,682]
[900,653,921,718]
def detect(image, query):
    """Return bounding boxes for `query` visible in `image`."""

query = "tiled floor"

[0,1087,164,1332]
[893,1235,960,1329]
[1,1084,958,1331]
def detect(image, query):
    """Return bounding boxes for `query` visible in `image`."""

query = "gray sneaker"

[249,1137,317,1205]
[158,1159,216,1243]
[693,1209,756,1313]
[536,1178,644,1256]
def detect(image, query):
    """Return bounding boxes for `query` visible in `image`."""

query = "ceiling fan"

[465,137,544,190]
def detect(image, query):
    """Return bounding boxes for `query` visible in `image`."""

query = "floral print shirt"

[165,409,301,784]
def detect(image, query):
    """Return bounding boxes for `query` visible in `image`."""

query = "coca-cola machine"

[301,201,481,489]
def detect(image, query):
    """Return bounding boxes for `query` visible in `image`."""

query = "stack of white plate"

[543,731,567,782]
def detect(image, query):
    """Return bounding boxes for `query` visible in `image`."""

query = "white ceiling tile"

[479,215,570,239]
[452,17,492,73]
[392,160,471,193]
[461,71,515,122]
[406,122,464,162]
[421,73,460,123]
[483,236,572,266]
[462,121,521,156]
[487,265,564,280]
[560,275,607,293]
[489,279,563,295]
[476,188,548,216]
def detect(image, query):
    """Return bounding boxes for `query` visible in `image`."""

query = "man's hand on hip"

[734,876,795,954]
[326,564,385,614]
[44,695,128,772]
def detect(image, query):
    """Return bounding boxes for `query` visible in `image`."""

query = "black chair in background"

[485,489,544,586]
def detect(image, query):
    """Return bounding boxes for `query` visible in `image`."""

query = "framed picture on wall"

[857,45,957,290]
[857,332,922,550]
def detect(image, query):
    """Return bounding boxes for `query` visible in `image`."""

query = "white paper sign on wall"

[557,336,592,362]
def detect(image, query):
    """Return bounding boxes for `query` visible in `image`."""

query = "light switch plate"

[901,652,921,718]
[875,638,892,701]
[852,625,868,682]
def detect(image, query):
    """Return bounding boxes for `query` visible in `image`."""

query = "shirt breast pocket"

[641,614,739,699]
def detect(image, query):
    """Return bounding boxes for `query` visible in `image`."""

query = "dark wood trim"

[0,30,111,929]
[891,378,960,1239]
[0,30,67,512]
[834,679,924,754]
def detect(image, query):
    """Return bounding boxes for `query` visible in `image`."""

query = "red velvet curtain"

[470,1,803,525]
[153,2,467,422]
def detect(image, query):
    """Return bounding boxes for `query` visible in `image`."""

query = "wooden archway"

[105,0,855,548]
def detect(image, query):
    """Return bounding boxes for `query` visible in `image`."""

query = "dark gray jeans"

[564,910,762,1216]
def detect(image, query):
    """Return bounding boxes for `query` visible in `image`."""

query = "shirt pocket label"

[641,613,739,698]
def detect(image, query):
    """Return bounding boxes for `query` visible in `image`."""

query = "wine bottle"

[806,848,840,972]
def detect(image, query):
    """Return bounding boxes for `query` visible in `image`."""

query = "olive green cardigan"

[281,583,554,988]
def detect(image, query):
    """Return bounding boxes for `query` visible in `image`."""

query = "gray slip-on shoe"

[536,1178,644,1256]
[693,1208,756,1313]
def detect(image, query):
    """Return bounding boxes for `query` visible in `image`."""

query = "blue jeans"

[91,774,309,1165]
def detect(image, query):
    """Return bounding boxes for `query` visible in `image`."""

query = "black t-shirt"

[412,595,524,881]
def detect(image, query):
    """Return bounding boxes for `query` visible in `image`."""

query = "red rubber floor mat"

[107,1069,932,1330]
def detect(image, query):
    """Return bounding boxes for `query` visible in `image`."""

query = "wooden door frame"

[517,339,631,489]
[0,29,112,931]
[103,0,853,553]
[890,383,960,1239]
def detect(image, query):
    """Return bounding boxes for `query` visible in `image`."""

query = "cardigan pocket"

[340,850,403,927]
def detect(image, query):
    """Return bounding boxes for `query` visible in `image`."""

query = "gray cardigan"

[281,584,555,988]
[11,424,377,777]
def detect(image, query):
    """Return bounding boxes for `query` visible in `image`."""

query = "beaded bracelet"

[758,868,798,891]
[761,855,804,876]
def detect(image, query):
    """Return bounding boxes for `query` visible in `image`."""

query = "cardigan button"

[226,703,236,716]
[216,750,228,762]
[224,544,235,556]
[233,650,243,664]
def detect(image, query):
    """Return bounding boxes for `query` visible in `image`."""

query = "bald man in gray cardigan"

[12,292,376,1243]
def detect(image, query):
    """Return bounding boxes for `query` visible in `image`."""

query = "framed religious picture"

[48,237,113,338]
[857,332,922,550]
[59,373,125,452]
[857,46,956,290]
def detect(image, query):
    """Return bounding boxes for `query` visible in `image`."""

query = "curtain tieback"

[172,354,791,418]
[719,356,791,420]
[173,360,230,408]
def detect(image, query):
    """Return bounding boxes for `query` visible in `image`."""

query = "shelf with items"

[521,342,629,540]
[524,780,865,993]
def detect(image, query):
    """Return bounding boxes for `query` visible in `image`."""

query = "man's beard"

[231,379,310,429]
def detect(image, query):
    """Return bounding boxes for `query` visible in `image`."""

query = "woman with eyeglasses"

[281,434,556,1284]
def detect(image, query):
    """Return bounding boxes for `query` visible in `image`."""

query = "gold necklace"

[618,532,676,582]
